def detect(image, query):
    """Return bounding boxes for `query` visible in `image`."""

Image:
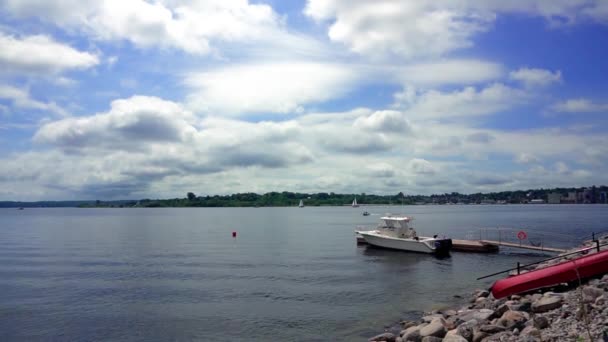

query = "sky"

[1,1,608,200]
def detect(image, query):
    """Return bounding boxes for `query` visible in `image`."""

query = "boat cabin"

[377,216,418,239]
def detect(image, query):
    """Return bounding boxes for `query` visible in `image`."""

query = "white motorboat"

[356,215,452,254]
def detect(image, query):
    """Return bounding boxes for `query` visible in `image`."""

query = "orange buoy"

[232,231,237,238]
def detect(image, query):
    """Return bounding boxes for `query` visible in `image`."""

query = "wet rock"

[533,316,549,329]
[419,318,446,338]
[442,309,458,317]
[401,321,417,329]
[532,296,562,313]
[368,332,396,341]
[479,324,506,334]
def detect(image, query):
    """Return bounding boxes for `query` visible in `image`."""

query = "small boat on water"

[352,197,359,207]
[356,215,452,254]
[490,249,608,299]
[362,211,370,216]
[298,200,304,208]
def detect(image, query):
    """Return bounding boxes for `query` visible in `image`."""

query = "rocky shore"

[368,239,608,342]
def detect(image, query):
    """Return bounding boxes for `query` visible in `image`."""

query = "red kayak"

[491,249,608,299]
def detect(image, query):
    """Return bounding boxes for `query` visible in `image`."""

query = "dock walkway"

[480,240,566,253]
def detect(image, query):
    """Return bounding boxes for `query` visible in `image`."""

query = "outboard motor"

[434,238,453,254]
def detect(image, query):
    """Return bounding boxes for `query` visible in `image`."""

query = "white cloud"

[34,96,196,150]
[1,0,308,56]
[509,68,562,87]
[185,62,358,115]
[550,98,608,113]
[397,59,504,87]
[305,1,493,59]
[408,158,438,175]
[397,83,527,119]
[0,32,99,74]
[304,0,608,59]
[0,85,67,116]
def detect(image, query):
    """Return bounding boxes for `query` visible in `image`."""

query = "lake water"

[1,205,607,341]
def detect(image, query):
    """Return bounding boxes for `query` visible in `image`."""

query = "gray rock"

[520,326,541,338]
[402,321,418,329]
[458,309,494,322]
[530,293,542,302]
[401,326,421,342]
[490,304,510,319]
[595,295,605,306]
[368,332,396,342]
[479,324,506,334]
[419,318,446,338]
[457,323,475,342]
[583,286,604,303]
[445,316,464,330]
[475,290,490,298]
[421,337,442,342]
[421,314,443,323]
[532,316,549,329]
[531,296,562,313]
[443,309,458,317]
[497,310,528,329]
[510,294,522,301]
[396,337,403,342]
[472,330,488,342]
[443,335,468,342]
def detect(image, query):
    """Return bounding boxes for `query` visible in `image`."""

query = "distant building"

[547,193,561,204]
[583,188,592,204]
[529,199,545,204]
[562,192,577,204]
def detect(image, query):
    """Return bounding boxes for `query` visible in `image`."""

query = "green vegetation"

[1,186,606,208]
[71,185,608,208]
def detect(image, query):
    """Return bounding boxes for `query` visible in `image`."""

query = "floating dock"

[480,240,566,253]
[452,239,499,253]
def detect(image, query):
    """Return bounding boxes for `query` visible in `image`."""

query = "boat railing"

[477,239,608,280]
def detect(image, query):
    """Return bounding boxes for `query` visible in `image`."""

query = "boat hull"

[491,249,608,299]
[359,231,451,254]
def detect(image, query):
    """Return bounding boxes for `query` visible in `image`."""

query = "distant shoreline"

[2,185,607,208]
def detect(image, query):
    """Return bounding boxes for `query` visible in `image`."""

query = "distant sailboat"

[299,199,304,208]
[352,197,359,207]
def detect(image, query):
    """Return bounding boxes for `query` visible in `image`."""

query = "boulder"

[401,326,421,342]
[471,330,488,342]
[479,324,506,334]
[520,326,541,339]
[421,314,444,323]
[443,335,468,342]
[419,318,446,338]
[368,332,396,342]
[456,322,476,342]
[458,309,494,322]
[595,295,605,306]
[497,310,528,329]
[444,316,464,330]
[421,337,442,342]
[402,321,418,329]
[489,304,510,319]
[583,286,604,303]
[532,296,562,313]
[532,316,549,330]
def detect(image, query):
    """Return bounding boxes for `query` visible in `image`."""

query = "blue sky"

[1,0,608,200]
